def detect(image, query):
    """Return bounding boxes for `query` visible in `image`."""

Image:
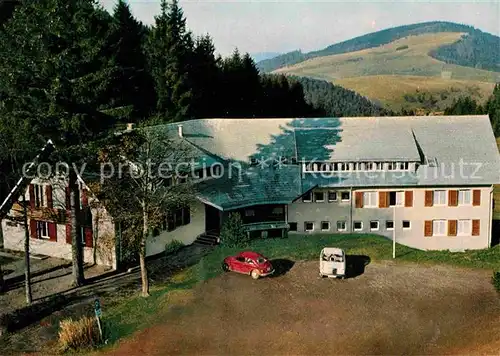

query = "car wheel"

[250,269,260,280]
[222,262,229,272]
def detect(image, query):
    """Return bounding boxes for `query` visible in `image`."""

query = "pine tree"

[190,35,220,118]
[146,0,193,122]
[487,84,500,137]
[109,0,155,122]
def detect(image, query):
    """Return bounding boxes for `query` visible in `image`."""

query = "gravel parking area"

[107,260,500,355]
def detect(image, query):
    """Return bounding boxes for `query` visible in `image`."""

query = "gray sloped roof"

[151,115,500,210]
[196,165,302,210]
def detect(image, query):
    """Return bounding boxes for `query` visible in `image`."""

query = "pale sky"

[99,0,500,57]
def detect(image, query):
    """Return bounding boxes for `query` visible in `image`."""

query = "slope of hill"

[290,76,393,117]
[273,32,499,111]
[257,21,500,73]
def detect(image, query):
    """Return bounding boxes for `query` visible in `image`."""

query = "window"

[321,221,330,231]
[403,162,409,170]
[289,222,297,231]
[386,220,394,230]
[328,191,337,202]
[458,190,472,205]
[337,221,347,232]
[34,184,45,208]
[245,209,255,217]
[320,163,330,171]
[166,207,191,231]
[366,162,374,171]
[363,191,377,207]
[387,162,396,171]
[370,221,379,231]
[389,191,404,206]
[304,222,314,232]
[353,221,363,231]
[341,192,350,201]
[272,207,283,215]
[314,191,325,202]
[402,220,411,229]
[433,190,446,205]
[37,221,49,239]
[339,163,347,171]
[302,191,312,202]
[432,220,447,236]
[457,219,472,235]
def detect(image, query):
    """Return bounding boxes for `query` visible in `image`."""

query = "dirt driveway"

[107,259,500,355]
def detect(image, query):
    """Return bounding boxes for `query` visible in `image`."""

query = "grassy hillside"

[336,75,495,111]
[273,33,498,82]
[274,32,499,112]
[257,21,499,73]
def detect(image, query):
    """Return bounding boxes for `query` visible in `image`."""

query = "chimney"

[126,123,135,131]
[178,124,183,138]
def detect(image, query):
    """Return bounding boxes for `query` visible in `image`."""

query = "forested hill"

[291,76,392,117]
[257,21,500,73]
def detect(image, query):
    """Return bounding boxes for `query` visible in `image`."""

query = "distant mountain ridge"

[257,21,500,73]
[251,52,281,62]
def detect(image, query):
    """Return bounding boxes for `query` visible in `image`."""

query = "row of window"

[303,161,413,173]
[302,190,351,203]
[290,219,479,237]
[427,219,478,237]
[302,189,480,207]
[289,220,410,233]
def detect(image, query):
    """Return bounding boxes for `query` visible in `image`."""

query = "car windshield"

[256,257,266,264]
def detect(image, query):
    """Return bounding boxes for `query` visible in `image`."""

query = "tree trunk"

[0,263,5,294]
[92,210,99,266]
[22,195,32,305]
[140,204,149,297]
[70,171,85,286]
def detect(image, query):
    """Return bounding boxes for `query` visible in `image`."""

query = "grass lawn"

[97,233,500,353]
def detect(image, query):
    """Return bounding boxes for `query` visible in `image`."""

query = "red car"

[222,251,274,279]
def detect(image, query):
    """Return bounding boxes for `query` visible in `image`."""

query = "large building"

[1,115,499,268]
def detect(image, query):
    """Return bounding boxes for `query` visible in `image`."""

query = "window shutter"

[378,192,388,208]
[472,219,480,236]
[355,192,363,208]
[46,185,53,209]
[404,191,413,207]
[81,188,88,207]
[84,227,93,247]
[424,220,432,237]
[448,190,458,207]
[48,222,57,241]
[30,219,37,239]
[66,223,72,243]
[425,191,433,207]
[472,190,481,206]
[448,220,457,236]
[29,184,35,209]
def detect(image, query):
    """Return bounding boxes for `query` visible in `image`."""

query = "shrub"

[396,45,409,51]
[492,271,500,293]
[220,212,249,247]
[165,240,184,256]
[58,316,100,352]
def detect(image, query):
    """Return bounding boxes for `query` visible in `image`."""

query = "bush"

[165,240,184,256]
[58,316,100,352]
[220,212,249,247]
[492,271,500,293]
[396,45,409,51]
